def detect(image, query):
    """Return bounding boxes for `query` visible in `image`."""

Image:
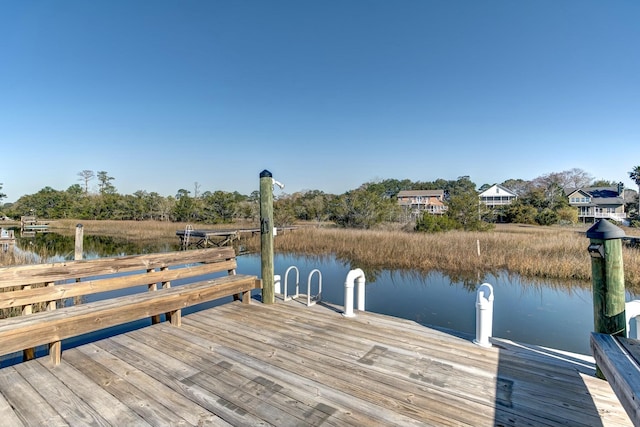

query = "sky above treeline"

[1,1,639,202]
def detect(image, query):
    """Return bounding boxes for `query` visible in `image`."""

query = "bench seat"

[0,247,262,365]
[0,274,260,359]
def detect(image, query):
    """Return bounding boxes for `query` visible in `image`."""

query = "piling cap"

[586,219,625,240]
[260,170,272,178]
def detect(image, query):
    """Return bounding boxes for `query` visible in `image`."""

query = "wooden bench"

[590,332,640,426]
[0,247,261,366]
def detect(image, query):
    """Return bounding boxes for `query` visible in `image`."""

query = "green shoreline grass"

[5,219,640,291]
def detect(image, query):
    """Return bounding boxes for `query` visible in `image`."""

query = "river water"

[4,231,639,356]
[238,253,636,356]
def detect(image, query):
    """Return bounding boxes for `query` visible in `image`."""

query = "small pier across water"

[0,300,631,426]
[177,226,295,248]
[0,229,15,252]
[177,228,249,248]
[20,215,49,234]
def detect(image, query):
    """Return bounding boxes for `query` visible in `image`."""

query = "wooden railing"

[0,247,261,365]
[591,333,640,426]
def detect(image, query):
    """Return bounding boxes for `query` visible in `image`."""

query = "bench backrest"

[0,247,238,318]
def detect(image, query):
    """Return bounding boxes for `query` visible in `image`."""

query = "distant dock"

[177,226,295,248]
[20,216,49,233]
[0,228,15,252]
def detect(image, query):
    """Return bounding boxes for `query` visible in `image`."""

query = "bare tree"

[77,170,95,194]
[565,168,594,189]
[194,182,201,199]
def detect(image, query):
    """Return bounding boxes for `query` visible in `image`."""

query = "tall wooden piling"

[74,224,84,261]
[260,170,275,304]
[587,219,626,379]
[73,223,84,308]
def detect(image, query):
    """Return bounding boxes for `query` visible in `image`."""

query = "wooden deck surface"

[0,299,633,426]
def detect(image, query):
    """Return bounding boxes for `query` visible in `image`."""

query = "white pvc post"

[356,273,366,312]
[274,274,281,295]
[343,268,365,317]
[343,281,355,317]
[626,300,640,339]
[473,283,494,347]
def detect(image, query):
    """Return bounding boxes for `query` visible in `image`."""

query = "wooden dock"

[177,229,247,248]
[0,300,632,426]
[177,227,296,248]
[0,229,15,252]
[20,215,49,232]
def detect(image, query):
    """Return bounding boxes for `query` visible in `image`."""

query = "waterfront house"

[478,184,518,208]
[397,190,447,219]
[565,184,626,223]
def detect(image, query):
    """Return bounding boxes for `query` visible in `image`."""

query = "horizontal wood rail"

[0,247,262,365]
[591,332,640,426]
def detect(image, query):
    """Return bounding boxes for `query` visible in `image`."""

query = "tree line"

[1,167,639,231]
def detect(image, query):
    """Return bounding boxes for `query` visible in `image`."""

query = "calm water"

[238,254,635,356]
[4,230,638,357]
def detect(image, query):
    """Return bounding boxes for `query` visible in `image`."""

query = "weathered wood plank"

[184,311,484,426]
[13,360,111,426]
[0,367,68,426]
[258,302,602,407]
[109,330,321,426]
[90,336,273,426]
[208,302,625,427]
[158,320,427,426]
[591,332,640,426]
[63,347,195,426]
[127,324,364,426]
[40,357,154,427]
[124,327,344,427]
[193,305,554,427]
[0,386,25,427]
[133,318,404,425]
[0,300,632,427]
[74,343,226,426]
[0,274,260,357]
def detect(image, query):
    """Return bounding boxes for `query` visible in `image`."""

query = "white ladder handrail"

[283,266,300,301]
[306,269,322,307]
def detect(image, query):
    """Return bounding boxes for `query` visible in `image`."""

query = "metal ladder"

[281,266,322,307]
[182,224,193,249]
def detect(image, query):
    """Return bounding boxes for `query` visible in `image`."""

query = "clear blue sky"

[1,1,639,202]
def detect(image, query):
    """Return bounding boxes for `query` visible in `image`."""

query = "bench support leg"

[242,290,251,304]
[49,341,61,365]
[23,348,35,362]
[168,309,182,327]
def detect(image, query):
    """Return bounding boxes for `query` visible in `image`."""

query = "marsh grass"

[9,219,640,291]
[0,245,63,318]
[50,219,234,241]
[243,223,640,291]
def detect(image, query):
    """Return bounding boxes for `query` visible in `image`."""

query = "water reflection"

[239,253,635,356]
[10,228,181,262]
[6,230,639,356]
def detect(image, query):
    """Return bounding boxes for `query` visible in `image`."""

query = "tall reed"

[16,219,640,291]
[243,224,640,291]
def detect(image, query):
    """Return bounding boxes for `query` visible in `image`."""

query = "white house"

[478,184,517,208]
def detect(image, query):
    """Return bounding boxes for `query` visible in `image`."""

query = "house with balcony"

[397,190,447,219]
[478,184,518,208]
[565,184,626,223]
